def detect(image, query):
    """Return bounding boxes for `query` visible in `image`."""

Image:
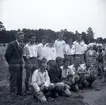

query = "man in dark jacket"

[5,31,24,96]
[48,57,71,97]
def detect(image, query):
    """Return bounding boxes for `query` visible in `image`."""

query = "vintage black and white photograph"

[0,0,106,105]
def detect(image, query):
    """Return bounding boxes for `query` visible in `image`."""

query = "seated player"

[86,43,97,68]
[70,56,89,90]
[86,65,97,88]
[60,58,79,92]
[23,34,38,94]
[31,58,55,103]
[96,45,105,77]
[48,57,71,98]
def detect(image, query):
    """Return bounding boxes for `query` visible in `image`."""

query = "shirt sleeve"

[44,71,50,87]
[23,45,30,58]
[64,45,67,54]
[69,66,75,75]
[31,71,40,92]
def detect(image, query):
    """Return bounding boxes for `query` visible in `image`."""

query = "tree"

[81,32,88,44]
[86,27,94,43]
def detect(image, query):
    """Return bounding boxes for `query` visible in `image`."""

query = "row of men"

[5,31,106,102]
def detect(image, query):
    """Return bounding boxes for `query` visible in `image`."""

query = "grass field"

[0,46,86,105]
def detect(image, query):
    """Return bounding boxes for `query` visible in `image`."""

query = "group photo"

[0,0,106,105]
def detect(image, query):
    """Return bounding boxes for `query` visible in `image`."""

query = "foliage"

[0,22,106,44]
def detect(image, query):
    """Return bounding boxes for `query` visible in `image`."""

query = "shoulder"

[60,66,63,69]
[73,41,77,44]
[80,64,86,69]
[62,40,66,44]
[7,41,16,48]
[69,65,74,69]
[33,69,39,75]
[24,43,29,48]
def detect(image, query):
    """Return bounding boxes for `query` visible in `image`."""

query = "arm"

[5,43,13,64]
[23,46,29,62]
[44,71,50,87]
[31,72,40,92]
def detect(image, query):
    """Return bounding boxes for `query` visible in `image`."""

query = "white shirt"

[69,64,86,73]
[31,69,50,92]
[46,45,56,61]
[61,66,75,78]
[37,43,48,60]
[64,44,75,55]
[73,40,87,54]
[23,43,37,58]
[54,40,66,58]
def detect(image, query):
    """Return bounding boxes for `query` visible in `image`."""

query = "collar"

[16,40,19,45]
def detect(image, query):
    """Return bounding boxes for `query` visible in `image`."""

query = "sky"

[0,0,106,38]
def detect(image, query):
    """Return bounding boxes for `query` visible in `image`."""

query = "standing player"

[23,33,38,94]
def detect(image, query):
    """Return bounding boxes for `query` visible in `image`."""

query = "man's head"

[28,33,36,44]
[16,31,24,43]
[56,57,63,67]
[67,38,73,45]
[39,58,47,72]
[74,56,80,67]
[49,39,55,47]
[77,34,82,42]
[41,36,48,45]
[63,58,70,68]
[58,30,64,40]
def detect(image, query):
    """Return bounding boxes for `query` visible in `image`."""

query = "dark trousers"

[25,57,37,91]
[9,65,23,94]
[86,75,96,86]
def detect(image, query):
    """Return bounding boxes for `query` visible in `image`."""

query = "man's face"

[57,59,62,67]
[42,39,47,45]
[64,61,70,68]
[77,35,82,42]
[29,36,36,44]
[40,62,47,72]
[74,57,80,67]
[58,32,64,40]
[17,34,24,43]
[49,40,55,47]
[68,39,72,45]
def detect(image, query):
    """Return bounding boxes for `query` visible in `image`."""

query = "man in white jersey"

[73,34,87,64]
[54,31,66,58]
[31,58,55,102]
[23,34,38,94]
[46,39,56,61]
[37,36,48,66]
[64,38,75,65]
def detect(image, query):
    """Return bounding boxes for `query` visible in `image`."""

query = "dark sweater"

[48,65,62,83]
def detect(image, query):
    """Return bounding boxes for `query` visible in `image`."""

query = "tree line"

[0,21,106,44]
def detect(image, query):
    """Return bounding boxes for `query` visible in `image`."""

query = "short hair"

[39,58,47,66]
[56,57,62,63]
[41,36,48,40]
[28,33,36,39]
[48,38,55,43]
[16,31,24,36]
[63,58,70,63]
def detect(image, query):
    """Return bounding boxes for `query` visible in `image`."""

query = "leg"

[9,70,17,93]
[17,67,23,95]
[31,85,47,103]
[25,68,31,92]
[55,82,71,97]
[86,75,96,87]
